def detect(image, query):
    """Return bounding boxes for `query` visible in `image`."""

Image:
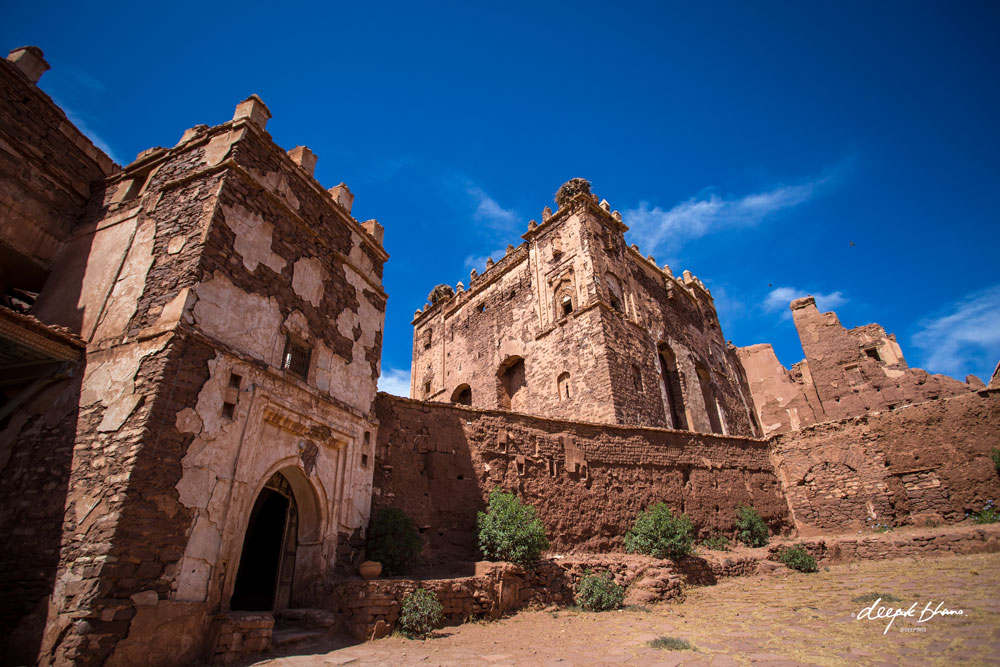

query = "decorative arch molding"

[450,383,472,405]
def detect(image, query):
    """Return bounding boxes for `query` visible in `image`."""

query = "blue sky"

[5,1,999,394]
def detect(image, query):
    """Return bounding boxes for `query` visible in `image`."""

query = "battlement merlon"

[108,95,388,268]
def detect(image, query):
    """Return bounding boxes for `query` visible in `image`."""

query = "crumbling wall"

[0,49,116,295]
[770,390,1000,534]
[736,344,823,435]
[372,394,790,563]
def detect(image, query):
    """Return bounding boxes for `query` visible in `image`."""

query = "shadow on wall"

[0,373,82,666]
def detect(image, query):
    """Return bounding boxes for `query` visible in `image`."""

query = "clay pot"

[359,560,382,580]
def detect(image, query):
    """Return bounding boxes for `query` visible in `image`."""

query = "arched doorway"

[657,344,688,430]
[230,472,299,611]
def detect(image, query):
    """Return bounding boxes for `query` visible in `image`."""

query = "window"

[632,364,642,390]
[282,336,311,380]
[561,295,573,317]
[606,273,624,313]
[557,372,571,400]
[228,372,242,389]
[864,348,881,362]
[423,329,432,350]
[423,380,431,395]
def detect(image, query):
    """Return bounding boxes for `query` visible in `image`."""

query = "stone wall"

[372,394,790,564]
[410,189,758,436]
[0,49,116,295]
[770,390,1000,534]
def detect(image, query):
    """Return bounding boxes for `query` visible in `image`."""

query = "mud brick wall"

[770,390,1000,534]
[0,56,115,290]
[0,372,83,665]
[209,612,273,665]
[372,394,790,562]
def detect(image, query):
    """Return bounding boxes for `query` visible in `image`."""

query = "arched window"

[606,273,624,313]
[658,344,688,430]
[451,384,472,406]
[557,372,571,400]
[497,356,526,410]
[696,363,724,434]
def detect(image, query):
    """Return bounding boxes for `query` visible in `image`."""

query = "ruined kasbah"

[1,40,999,667]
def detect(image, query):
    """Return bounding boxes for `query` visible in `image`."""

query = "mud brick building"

[1,48,386,665]
[1,43,999,667]
[410,178,760,436]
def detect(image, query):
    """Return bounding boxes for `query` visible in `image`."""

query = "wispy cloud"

[624,169,839,255]
[911,285,1000,381]
[468,185,518,230]
[764,286,848,319]
[378,367,411,397]
[54,100,122,165]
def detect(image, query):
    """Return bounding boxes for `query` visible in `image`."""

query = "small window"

[361,453,369,467]
[423,329,432,350]
[632,365,642,390]
[221,401,236,420]
[477,304,485,313]
[864,348,881,361]
[561,296,573,317]
[282,336,312,380]
[228,372,242,389]
[557,371,571,400]
[423,381,431,395]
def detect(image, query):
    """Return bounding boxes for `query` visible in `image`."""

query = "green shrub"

[397,588,443,639]
[648,636,693,651]
[574,570,625,611]
[971,500,998,524]
[477,488,550,567]
[624,503,694,560]
[990,448,1000,473]
[700,534,731,551]
[735,505,769,547]
[366,508,422,576]
[780,545,818,573]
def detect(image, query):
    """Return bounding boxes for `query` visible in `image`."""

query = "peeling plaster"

[221,203,286,274]
[80,334,171,409]
[93,218,156,342]
[192,273,282,364]
[292,256,325,307]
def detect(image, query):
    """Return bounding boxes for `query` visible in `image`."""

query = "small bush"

[649,636,693,651]
[700,534,731,551]
[852,592,902,604]
[872,522,894,533]
[366,508,422,576]
[735,505,769,547]
[990,448,1000,473]
[625,503,694,560]
[780,545,818,573]
[477,488,550,567]
[971,500,998,524]
[397,588,443,639]
[574,570,625,611]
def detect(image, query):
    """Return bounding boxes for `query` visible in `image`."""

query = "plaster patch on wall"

[221,203,286,274]
[192,273,282,364]
[80,334,172,408]
[203,128,246,167]
[292,256,325,307]
[93,218,157,342]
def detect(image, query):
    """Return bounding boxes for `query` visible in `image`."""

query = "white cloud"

[59,104,122,165]
[463,246,508,272]
[378,367,411,397]
[764,287,847,319]
[624,179,823,255]
[911,285,1000,381]
[468,186,518,229]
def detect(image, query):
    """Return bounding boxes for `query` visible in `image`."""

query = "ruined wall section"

[736,343,823,435]
[790,296,971,421]
[372,394,790,562]
[770,389,1000,534]
[0,49,116,293]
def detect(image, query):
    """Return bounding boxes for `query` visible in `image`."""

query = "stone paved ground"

[252,552,1000,666]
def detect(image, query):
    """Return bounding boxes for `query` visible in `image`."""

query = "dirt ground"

[251,551,1000,666]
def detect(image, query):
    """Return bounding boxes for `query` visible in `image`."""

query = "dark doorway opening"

[658,345,688,430]
[498,357,526,410]
[231,475,298,611]
[451,384,472,406]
